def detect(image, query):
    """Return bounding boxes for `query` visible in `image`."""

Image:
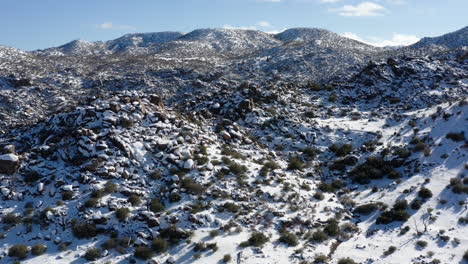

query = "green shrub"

[223,254,232,262]
[115,207,130,221]
[318,181,335,193]
[393,199,408,211]
[412,142,428,152]
[349,156,394,184]
[416,240,428,248]
[3,213,22,225]
[134,246,154,260]
[337,257,357,264]
[418,187,433,199]
[169,192,182,202]
[209,230,219,237]
[411,199,422,210]
[278,231,299,246]
[72,222,97,239]
[221,202,241,213]
[102,238,118,250]
[303,147,319,159]
[152,237,168,253]
[313,191,325,200]
[159,226,190,244]
[62,190,74,200]
[446,132,465,142]
[8,244,29,259]
[383,245,396,256]
[84,247,101,261]
[355,203,380,215]
[323,219,340,237]
[128,194,142,206]
[310,230,328,242]
[181,177,205,194]
[287,156,304,170]
[84,197,99,208]
[31,243,47,256]
[149,198,165,213]
[313,254,329,263]
[329,143,353,157]
[244,232,269,247]
[104,181,118,193]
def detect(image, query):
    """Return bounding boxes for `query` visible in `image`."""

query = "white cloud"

[341,32,420,47]
[257,21,271,27]
[320,0,341,3]
[223,25,258,30]
[98,22,114,29]
[97,22,136,30]
[330,2,386,16]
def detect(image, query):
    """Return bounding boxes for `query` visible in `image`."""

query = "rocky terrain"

[0,26,467,264]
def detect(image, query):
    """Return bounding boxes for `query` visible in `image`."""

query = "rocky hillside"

[0,26,467,264]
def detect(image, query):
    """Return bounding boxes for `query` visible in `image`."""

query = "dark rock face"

[0,153,20,174]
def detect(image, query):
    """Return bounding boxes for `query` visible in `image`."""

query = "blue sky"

[1,0,466,50]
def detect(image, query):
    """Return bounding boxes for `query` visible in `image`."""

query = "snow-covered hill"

[0,26,467,264]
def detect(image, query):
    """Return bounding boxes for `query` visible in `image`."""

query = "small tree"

[8,244,29,259]
[84,247,101,261]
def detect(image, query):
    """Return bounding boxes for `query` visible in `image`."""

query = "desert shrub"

[31,243,47,256]
[159,226,190,244]
[193,253,201,259]
[383,245,397,256]
[278,231,299,246]
[337,257,357,264]
[62,190,74,200]
[127,194,142,206]
[169,192,182,203]
[223,254,232,262]
[399,226,410,235]
[329,143,353,157]
[393,199,409,211]
[446,132,465,142]
[221,146,244,159]
[84,247,101,261]
[194,242,207,251]
[303,147,319,159]
[349,156,394,184]
[464,249,468,260]
[313,254,329,263]
[310,230,328,242]
[104,181,118,193]
[8,244,29,259]
[355,203,380,215]
[134,246,154,260]
[323,219,340,237]
[318,181,335,193]
[314,191,325,200]
[416,240,428,248]
[228,162,248,175]
[395,147,411,159]
[149,198,165,213]
[287,156,304,170]
[3,213,22,225]
[341,223,359,233]
[207,242,218,251]
[181,177,205,194]
[411,199,422,210]
[209,230,219,237]
[149,169,163,180]
[412,142,428,152]
[152,237,168,253]
[418,187,433,199]
[243,232,269,247]
[115,207,130,221]
[72,222,97,238]
[220,202,241,213]
[84,197,99,208]
[330,156,358,171]
[102,238,118,250]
